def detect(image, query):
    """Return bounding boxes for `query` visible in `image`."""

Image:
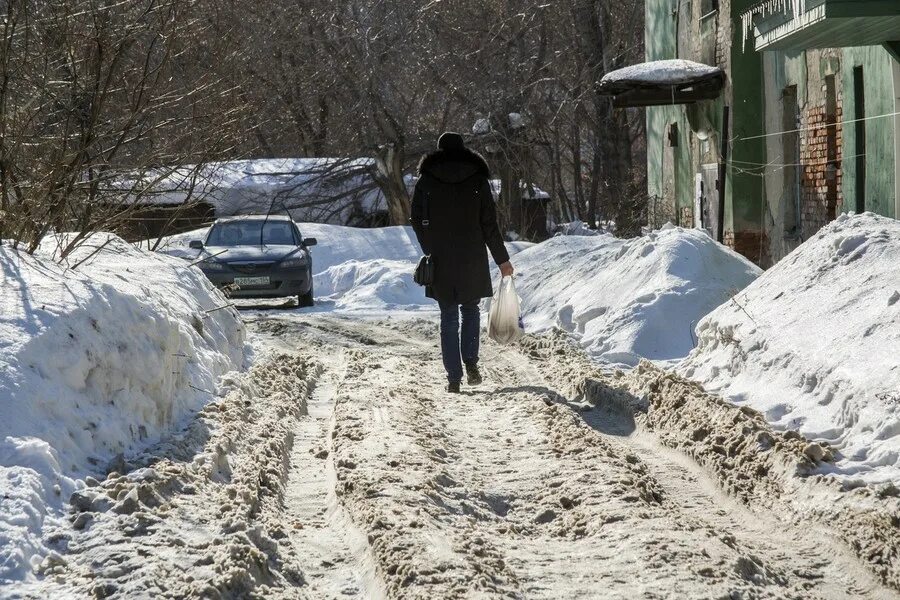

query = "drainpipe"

[673,1,680,59]
[717,105,730,244]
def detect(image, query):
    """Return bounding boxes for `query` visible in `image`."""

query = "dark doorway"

[781,85,801,237]
[853,66,866,213]
[700,164,718,239]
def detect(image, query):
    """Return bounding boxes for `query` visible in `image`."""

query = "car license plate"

[234,276,270,286]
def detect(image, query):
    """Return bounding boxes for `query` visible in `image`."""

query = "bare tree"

[0,0,244,254]
[2,0,648,244]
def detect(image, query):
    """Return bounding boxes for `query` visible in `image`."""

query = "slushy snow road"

[20,313,898,599]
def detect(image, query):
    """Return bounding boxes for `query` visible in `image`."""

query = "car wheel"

[298,286,314,308]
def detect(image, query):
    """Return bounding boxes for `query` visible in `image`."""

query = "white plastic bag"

[488,276,525,344]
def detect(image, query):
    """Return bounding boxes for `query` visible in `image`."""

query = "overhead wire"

[734,110,900,143]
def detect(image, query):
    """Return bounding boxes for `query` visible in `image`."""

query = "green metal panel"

[841,46,897,217]
[827,1,900,19]
[729,0,767,234]
[646,0,677,62]
[645,0,678,205]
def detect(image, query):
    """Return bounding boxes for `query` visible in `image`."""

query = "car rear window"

[206,221,298,247]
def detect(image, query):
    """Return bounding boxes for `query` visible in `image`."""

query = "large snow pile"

[0,235,244,583]
[510,226,760,366]
[679,213,900,483]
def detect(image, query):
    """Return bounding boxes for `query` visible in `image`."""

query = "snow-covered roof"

[114,158,387,224]
[214,214,294,222]
[598,60,725,107]
[600,60,723,88]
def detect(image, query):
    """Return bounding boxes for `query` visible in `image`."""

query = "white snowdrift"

[508,227,760,366]
[0,235,244,582]
[679,213,900,483]
[314,259,427,311]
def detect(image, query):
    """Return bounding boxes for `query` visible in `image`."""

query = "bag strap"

[421,191,432,257]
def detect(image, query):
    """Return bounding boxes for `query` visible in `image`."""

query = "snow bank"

[679,213,900,483]
[0,235,244,582]
[158,223,755,351]
[509,227,760,366]
[314,259,425,311]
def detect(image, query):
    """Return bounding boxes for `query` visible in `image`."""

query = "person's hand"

[499,261,514,277]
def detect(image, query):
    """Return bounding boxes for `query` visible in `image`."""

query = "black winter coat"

[411,147,510,304]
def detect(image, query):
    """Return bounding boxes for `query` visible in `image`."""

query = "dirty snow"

[5,214,900,597]
[679,213,900,483]
[508,226,761,366]
[0,235,244,584]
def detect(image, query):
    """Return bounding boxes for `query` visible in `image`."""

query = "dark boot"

[447,381,461,393]
[465,363,482,385]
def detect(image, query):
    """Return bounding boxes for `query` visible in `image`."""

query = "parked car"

[189,215,317,306]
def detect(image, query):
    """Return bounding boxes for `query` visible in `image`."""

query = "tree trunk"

[372,142,410,226]
[500,162,521,237]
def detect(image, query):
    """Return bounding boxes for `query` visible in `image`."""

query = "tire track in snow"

[290,316,893,599]
[279,347,384,599]
[29,314,894,599]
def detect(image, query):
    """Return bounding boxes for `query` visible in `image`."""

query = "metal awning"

[741,0,900,51]
[598,60,725,108]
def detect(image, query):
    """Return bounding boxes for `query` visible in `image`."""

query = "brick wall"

[713,0,729,70]
[724,229,770,266]
[799,96,843,239]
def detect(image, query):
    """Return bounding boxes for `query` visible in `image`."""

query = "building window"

[853,66,866,214]
[701,0,719,17]
[668,122,679,147]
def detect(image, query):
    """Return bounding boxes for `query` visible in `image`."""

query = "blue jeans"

[438,300,480,383]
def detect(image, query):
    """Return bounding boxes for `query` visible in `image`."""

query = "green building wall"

[841,46,897,218]
[645,0,701,223]
[645,0,765,253]
[645,0,679,203]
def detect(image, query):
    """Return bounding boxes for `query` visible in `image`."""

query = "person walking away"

[411,132,514,393]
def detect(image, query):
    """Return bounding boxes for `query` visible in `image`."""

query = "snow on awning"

[598,60,725,108]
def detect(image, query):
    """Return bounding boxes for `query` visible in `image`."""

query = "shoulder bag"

[414,191,434,286]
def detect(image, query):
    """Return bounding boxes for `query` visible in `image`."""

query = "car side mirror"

[304,238,317,247]
[189,240,204,250]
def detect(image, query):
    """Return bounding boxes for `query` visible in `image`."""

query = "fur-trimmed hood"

[417,147,490,184]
